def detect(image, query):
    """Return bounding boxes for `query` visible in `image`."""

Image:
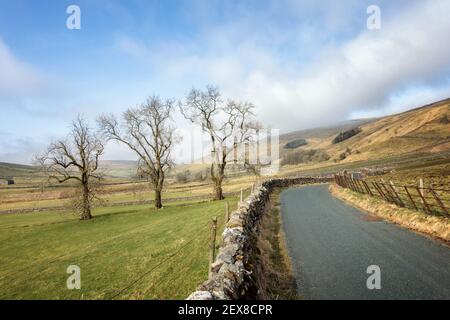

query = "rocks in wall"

[186,176,331,300]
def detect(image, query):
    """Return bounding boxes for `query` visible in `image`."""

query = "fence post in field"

[352,178,360,193]
[225,201,230,223]
[389,181,404,207]
[375,182,390,202]
[380,182,394,204]
[419,178,425,204]
[351,177,359,192]
[404,186,417,210]
[383,181,397,205]
[351,178,359,193]
[251,183,255,194]
[342,175,349,188]
[347,176,356,192]
[342,175,349,189]
[356,180,365,194]
[355,179,363,193]
[372,182,383,199]
[208,216,218,279]
[240,188,243,202]
[337,175,342,187]
[429,185,448,216]
[362,180,373,196]
[415,186,431,214]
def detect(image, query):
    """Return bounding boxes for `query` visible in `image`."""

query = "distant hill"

[3,98,449,183]
[0,162,39,177]
[281,98,450,164]
[99,160,139,179]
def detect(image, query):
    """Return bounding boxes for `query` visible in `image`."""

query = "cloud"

[120,0,450,132]
[0,38,43,97]
[240,0,450,130]
[115,36,149,60]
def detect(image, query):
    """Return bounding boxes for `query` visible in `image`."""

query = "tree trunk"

[211,164,225,201]
[80,182,92,220]
[213,183,224,200]
[154,188,162,209]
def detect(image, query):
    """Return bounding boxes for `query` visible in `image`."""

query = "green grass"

[0,197,241,300]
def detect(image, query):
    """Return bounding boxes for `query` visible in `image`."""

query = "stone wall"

[187,176,331,300]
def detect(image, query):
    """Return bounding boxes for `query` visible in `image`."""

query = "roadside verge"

[329,184,450,242]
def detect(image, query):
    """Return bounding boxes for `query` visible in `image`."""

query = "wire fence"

[334,174,449,217]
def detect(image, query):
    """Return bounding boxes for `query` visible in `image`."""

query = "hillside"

[0,162,40,178]
[281,98,450,165]
[2,99,449,184]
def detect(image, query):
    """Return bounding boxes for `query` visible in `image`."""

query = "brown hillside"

[280,98,450,164]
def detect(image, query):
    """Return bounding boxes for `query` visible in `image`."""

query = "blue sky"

[1,0,450,163]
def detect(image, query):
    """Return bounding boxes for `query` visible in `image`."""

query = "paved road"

[280,184,450,300]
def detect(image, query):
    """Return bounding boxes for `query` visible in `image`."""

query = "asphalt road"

[280,184,450,300]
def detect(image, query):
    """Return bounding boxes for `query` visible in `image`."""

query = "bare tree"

[98,96,176,209]
[180,85,255,200]
[37,116,104,220]
[242,121,265,182]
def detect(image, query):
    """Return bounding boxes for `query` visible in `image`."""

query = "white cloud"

[0,38,43,96]
[245,0,450,130]
[123,0,450,132]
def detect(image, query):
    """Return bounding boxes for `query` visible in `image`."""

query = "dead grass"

[329,184,450,242]
[256,188,298,300]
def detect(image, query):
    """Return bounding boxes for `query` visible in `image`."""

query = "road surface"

[280,184,450,300]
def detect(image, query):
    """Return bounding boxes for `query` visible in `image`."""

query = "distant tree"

[98,96,176,209]
[37,116,104,220]
[175,169,191,183]
[180,85,254,200]
[284,138,307,149]
[332,128,362,144]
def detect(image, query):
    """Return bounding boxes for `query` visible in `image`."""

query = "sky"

[0,0,449,164]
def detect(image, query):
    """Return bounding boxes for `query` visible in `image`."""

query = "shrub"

[175,170,191,183]
[282,149,330,165]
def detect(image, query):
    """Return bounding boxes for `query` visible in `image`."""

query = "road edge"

[329,184,450,243]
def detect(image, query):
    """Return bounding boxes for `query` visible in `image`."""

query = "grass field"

[0,99,448,300]
[0,196,243,299]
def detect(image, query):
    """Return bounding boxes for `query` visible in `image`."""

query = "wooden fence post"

[389,181,404,207]
[374,182,389,202]
[362,180,373,196]
[429,185,448,216]
[415,186,431,214]
[347,176,356,192]
[208,216,218,279]
[225,201,230,223]
[419,178,425,205]
[380,182,396,204]
[240,188,243,202]
[356,180,365,194]
[404,186,417,210]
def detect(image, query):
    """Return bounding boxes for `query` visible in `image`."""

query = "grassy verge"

[0,196,242,299]
[256,188,298,299]
[329,184,450,242]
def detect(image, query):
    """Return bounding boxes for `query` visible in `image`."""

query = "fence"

[334,174,449,217]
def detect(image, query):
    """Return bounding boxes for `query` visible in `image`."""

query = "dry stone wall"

[187,176,331,300]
